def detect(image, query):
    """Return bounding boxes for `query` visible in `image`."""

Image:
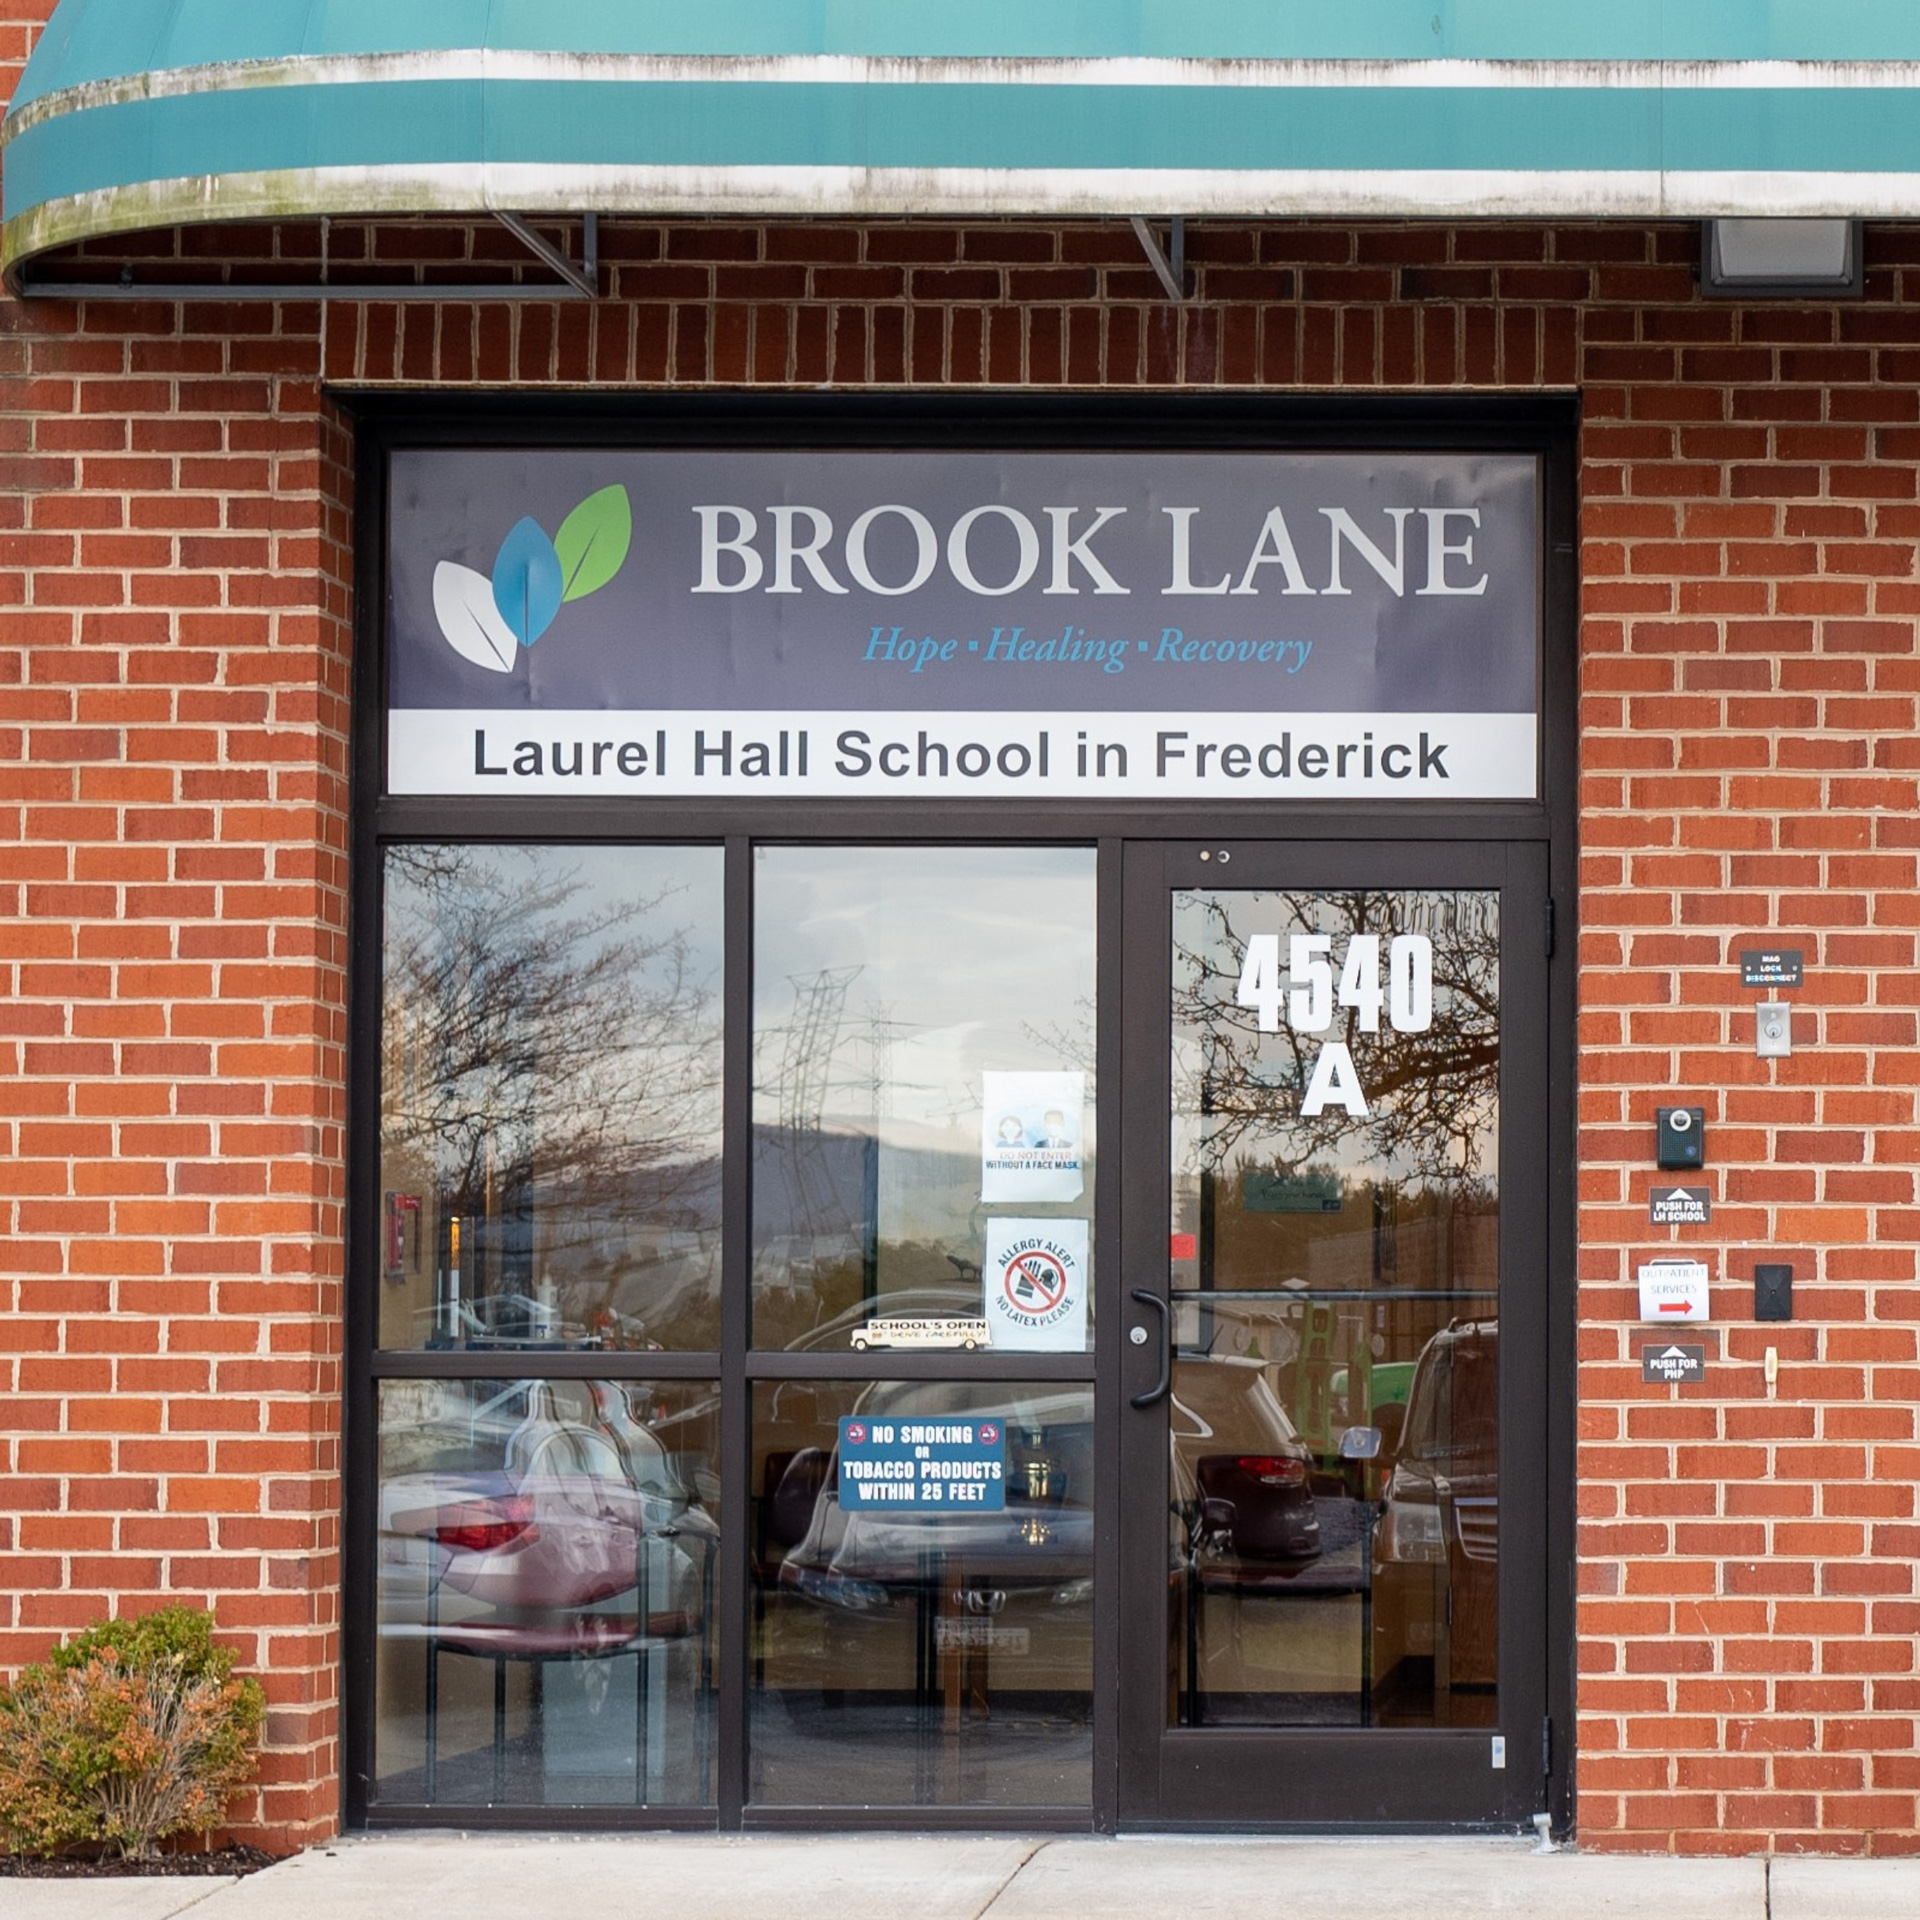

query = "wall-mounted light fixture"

[1701,218,1862,298]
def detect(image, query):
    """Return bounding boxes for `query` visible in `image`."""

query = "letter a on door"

[1300,1041,1369,1118]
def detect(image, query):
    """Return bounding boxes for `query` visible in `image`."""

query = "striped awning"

[9,0,1920,288]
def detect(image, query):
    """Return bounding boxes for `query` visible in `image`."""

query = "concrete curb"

[12,1835,1919,1920]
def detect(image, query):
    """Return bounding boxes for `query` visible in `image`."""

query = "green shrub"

[0,1606,265,1861]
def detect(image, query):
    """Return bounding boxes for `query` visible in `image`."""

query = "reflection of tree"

[1174,889,1499,1189]
[1023,993,1096,1077]
[381,846,721,1226]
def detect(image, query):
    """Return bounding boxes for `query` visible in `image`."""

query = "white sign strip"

[388,709,1537,800]
[1637,1261,1711,1324]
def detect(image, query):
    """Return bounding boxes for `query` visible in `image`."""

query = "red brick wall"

[3,21,1919,1858]
[0,6,350,1850]
[1574,242,1920,1855]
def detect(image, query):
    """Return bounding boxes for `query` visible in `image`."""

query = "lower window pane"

[375,1378,719,1807]
[750,1378,1093,1808]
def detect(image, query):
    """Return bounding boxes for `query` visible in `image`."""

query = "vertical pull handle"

[1129,1288,1171,1408]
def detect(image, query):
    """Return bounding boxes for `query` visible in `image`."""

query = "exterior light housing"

[1701,218,1862,298]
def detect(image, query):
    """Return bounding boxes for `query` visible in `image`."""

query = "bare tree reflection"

[381,847,722,1344]
[1174,889,1498,1190]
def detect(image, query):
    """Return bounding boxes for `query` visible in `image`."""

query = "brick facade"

[4,15,1920,1861]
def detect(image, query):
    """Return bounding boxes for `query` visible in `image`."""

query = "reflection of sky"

[386,843,725,982]
[753,847,1098,1137]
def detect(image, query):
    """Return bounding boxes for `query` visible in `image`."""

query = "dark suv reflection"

[1373,1319,1498,1702]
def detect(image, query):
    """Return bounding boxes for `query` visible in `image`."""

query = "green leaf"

[554,484,633,602]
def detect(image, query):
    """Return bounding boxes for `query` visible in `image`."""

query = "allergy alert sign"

[984,1219,1089,1352]
[386,447,1541,801]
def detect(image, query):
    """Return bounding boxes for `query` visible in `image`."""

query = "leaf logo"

[433,484,633,674]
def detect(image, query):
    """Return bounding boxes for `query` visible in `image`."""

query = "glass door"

[1116,840,1550,1825]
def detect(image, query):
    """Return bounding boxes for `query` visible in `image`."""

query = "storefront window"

[750,847,1098,1355]
[750,1378,1093,1807]
[356,419,1562,1832]
[377,844,724,1352]
[372,1377,720,1807]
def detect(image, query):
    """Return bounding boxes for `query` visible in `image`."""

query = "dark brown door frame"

[1114,837,1553,1829]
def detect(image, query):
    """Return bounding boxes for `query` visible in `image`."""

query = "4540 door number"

[1235,933,1434,1119]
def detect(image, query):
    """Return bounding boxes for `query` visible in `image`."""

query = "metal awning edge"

[16,162,1920,297]
[16,50,1920,147]
[14,53,1920,289]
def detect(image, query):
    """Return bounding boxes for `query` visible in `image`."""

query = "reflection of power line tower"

[774,968,867,1288]
[778,967,861,1134]
[862,1000,918,1124]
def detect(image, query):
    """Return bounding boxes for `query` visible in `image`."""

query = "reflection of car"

[775,1382,1094,1616]
[378,1380,714,1626]
[769,1354,1319,1636]
[1171,1357,1321,1565]
[1373,1320,1498,1692]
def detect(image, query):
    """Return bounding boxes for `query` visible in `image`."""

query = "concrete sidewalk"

[6,1834,1919,1920]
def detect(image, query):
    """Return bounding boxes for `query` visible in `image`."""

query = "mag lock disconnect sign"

[1637,1260,1711,1324]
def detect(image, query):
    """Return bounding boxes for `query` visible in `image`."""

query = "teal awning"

[10,0,1920,287]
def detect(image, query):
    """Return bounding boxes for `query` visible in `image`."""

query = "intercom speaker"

[1655,1105,1707,1171]
[1754,1263,1793,1323]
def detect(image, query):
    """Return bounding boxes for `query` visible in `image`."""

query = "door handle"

[1129,1288,1171,1408]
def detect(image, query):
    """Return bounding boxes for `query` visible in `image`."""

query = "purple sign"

[386,447,1540,800]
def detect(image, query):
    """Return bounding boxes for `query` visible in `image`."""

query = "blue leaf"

[492,517,564,646]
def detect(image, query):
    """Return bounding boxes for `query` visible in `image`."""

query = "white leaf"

[433,561,519,673]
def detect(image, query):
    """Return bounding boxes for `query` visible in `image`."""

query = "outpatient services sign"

[386,448,1540,801]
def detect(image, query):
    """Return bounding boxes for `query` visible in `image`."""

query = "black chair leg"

[424,1568,441,1802]
[424,1638,438,1801]
[636,1637,652,1803]
[492,1656,507,1803]
[698,1540,715,1796]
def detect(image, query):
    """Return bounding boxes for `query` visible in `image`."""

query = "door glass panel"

[378,845,724,1351]
[373,1377,720,1806]
[751,847,1098,1353]
[750,1377,1093,1806]
[1169,887,1499,1729]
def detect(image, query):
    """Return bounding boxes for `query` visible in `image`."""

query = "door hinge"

[1541,1713,1553,1782]
[1544,897,1556,959]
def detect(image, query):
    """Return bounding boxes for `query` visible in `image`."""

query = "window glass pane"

[752,847,1097,1353]
[379,844,724,1351]
[374,1377,719,1807]
[751,1378,1092,1807]
[1169,887,1499,1729]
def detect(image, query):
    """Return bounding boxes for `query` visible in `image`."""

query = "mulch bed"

[0,1846,278,1878]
